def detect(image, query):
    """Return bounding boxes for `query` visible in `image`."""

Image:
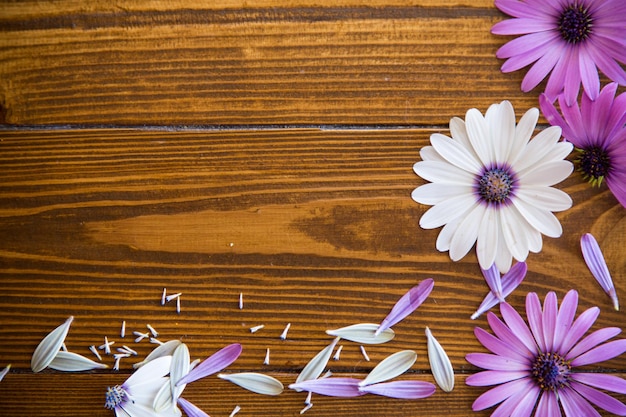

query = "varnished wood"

[0,129,624,416]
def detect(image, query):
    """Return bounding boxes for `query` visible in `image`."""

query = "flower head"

[540,82,626,207]
[466,290,626,416]
[492,0,626,105]
[412,101,573,272]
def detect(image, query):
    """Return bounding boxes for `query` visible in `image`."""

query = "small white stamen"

[166,292,182,302]
[305,391,313,405]
[99,337,114,355]
[61,343,67,352]
[176,297,181,314]
[133,331,149,343]
[250,324,265,333]
[150,337,164,345]
[333,345,343,361]
[300,403,313,414]
[0,364,10,382]
[360,345,370,361]
[113,353,130,360]
[120,321,126,338]
[264,348,270,365]
[113,356,122,371]
[229,405,241,417]
[239,292,243,309]
[89,345,102,361]
[161,288,167,305]
[121,345,137,355]
[322,370,333,378]
[280,323,291,340]
[146,324,158,337]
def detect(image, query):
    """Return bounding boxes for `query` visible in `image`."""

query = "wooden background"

[0,1,624,416]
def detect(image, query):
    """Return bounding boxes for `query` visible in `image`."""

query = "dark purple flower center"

[577,146,611,186]
[532,352,571,392]
[477,167,516,205]
[104,385,128,410]
[558,3,593,44]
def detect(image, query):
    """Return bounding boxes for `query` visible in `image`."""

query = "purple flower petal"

[526,292,546,352]
[482,263,504,301]
[465,353,527,372]
[581,233,619,311]
[553,290,578,354]
[375,278,434,335]
[536,390,561,417]
[571,373,626,395]
[542,291,558,353]
[570,339,626,367]
[359,380,436,399]
[466,370,528,387]
[176,343,242,386]
[177,397,210,417]
[559,306,600,355]
[558,386,603,417]
[471,378,533,411]
[486,312,533,358]
[472,262,527,320]
[570,381,626,415]
[566,327,621,361]
[288,377,365,397]
[499,303,538,355]
[473,327,528,363]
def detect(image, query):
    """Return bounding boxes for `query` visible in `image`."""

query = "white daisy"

[412,101,573,273]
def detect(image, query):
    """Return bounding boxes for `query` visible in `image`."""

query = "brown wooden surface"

[0,2,625,417]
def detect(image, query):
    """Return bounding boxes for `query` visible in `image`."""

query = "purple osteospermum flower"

[412,101,573,273]
[466,290,626,416]
[492,0,626,105]
[540,82,626,208]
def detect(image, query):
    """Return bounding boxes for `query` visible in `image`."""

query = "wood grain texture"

[0,2,535,126]
[0,128,624,416]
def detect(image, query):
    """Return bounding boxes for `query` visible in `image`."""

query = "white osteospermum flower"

[412,101,573,273]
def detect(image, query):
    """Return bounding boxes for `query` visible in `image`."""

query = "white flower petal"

[527,227,543,253]
[449,203,484,261]
[419,145,446,163]
[425,327,454,392]
[512,126,562,172]
[430,133,482,174]
[499,206,530,263]
[494,227,513,274]
[413,160,475,185]
[127,356,172,389]
[419,195,476,229]
[326,323,395,344]
[512,199,563,238]
[449,117,471,149]
[489,101,515,164]
[476,206,498,270]
[435,215,462,252]
[31,316,74,373]
[359,350,417,387]
[48,351,108,372]
[152,378,174,413]
[510,107,539,161]
[515,186,573,212]
[168,343,190,407]
[134,340,181,369]
[218,372,284,396]
[465,107,493,166]
[518,160,574,187]
[412,183,474,206]
[295,337,340,387]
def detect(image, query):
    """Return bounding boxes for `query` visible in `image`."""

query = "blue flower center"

[558,4,593,44]
[104,385,128,410]
[578,146,611,186]
[477,167,515,205]
[532,352,571,392]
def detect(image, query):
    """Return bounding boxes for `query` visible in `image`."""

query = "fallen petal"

[31,316,74,373]
[359,380,436,399]
[133,339,181,369]
[218,372,284,396]
[48,351,108,372]
[481,264,504,301]
[168,343,190,407]
[426,327,454,392]
[376,279,434,335]
[359,350,417,387]
[289,377,365,397]
[472,262,527,319]
[326,323,395,344]
[178,397,210,417]
[177,343,242,386]
[152,378,174,413]
[295,337,340,387]
[581,233,619,311]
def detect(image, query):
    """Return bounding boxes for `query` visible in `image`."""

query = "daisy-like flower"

[540,82,626,208]
[492,0,626,105]
[466,290,626,416]
[412,101,573,273]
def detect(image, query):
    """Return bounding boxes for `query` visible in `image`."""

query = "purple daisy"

[492,0,626,105]
[466,290,626,416]
[540,82,626,208]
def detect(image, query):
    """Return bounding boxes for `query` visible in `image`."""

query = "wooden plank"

[0,4,537,126]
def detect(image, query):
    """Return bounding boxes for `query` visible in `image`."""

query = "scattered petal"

[178,397,210,417]
[48,351,108,372]
[289,378,365,397]
[359,380,436,399]
[169,343,190,407]
[376,279,434,335]
[133,339,181,369]
[31,316,74,373]
[359,350,417,387]
[177,343,242,386]
[218,372,284,396]
[0,364,10,382]
[295,337,340,387]
[426,327,454,392]
[581,233,619,311]
[472,262,527,319]
[326,323,395,344]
